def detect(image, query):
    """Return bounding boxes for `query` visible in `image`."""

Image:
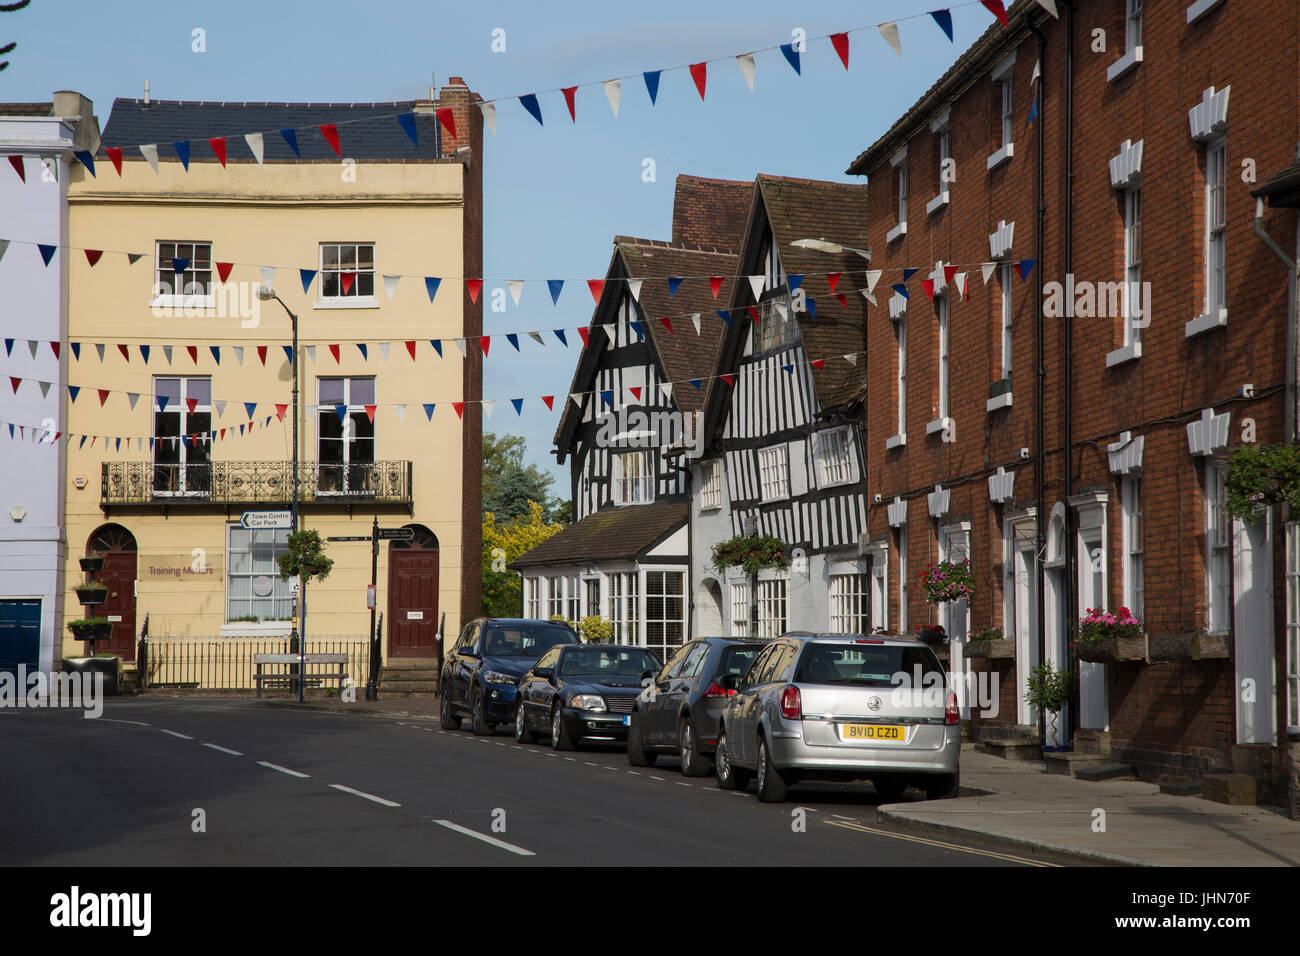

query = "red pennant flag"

[562,86,578,123]
[577,327,590,347]
[720,374,734,387]
[53,432,61,442]
[944,265,960,286]
[98,389,111,406]
[746,305,759,324]
[466,279,483,304]
[220,428,226,440]
[810,358,825,371]
[826,272,841,293]
[629,386,642,401]
[327,344,340,364]
[216,261,234,282]
[8,155,24,182]
[435,107,457,139]
[587,279,605,303]
[981,0,1009,27]
[117,343,130,362]
[186,345,198,364]
[922,279,935,301]
[50,341,59,360]
[452,402,465,420]
[709,276,723,298]
[340,271,355,294]
[405,340,417,360]
[257,346,268,366]
[8,377,19,393]
[659,317,673,334]
[364,404,377,423]
[830,32,850,69]
[84,249,102,267]
[275,403,288,421]
[105,146,124,175]
[185,397,197,413]
[320,123,341,156]
[480,336,491,357]
[835,292,847,308]
[689,62,707,100]
[208,136,227,167]
[541,395,554,411]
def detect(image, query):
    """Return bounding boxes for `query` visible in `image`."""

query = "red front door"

[88,525,138,661]
[387,525,439,659]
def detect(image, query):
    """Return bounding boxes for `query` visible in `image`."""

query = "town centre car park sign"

[240,510,292,530]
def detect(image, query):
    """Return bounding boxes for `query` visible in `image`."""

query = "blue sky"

[4,0,990,488]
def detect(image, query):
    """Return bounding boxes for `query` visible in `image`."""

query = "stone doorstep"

[1159,777,1204,796]
[1074,762,1138,782]
[976,739,1042,760]
[1042,751,1109,775]
[1073,728,1112,757]
[1201,773,1258,806]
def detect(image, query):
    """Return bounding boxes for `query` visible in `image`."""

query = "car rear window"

[483,624,576,658]
[718,644,764,678]
[793,643,944,687]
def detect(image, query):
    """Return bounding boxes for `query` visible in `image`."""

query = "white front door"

[1078,527,1108,730]
[939,526,971,717]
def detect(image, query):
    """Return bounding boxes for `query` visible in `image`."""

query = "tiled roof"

[509,500,687,569]
[672,175,752,251]
[1253,158,1300,207]
[0,102,54,116]
[99,98,445,161]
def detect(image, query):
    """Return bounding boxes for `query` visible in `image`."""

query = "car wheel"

[514,702,536,744]
[756,736,788,803]
[678,717,710,777]
[714,730,751,790]
[470,687,494,736]
[924,770,960,800]
[872,775,909,802]
[626,712,657,766]
[439,683,461,730]
[551,704,574,751]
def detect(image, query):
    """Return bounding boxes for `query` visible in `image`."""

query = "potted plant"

[1024,662,1077,751]
[710,534,793,575]
[276,527,334,640]
[74,581,108,606]
[61,651,121,696]
[1073,606,1145,662]
[78,556,104,573]
[67,617,113,641]
[966,626,1016,659]
[919,559,974,604]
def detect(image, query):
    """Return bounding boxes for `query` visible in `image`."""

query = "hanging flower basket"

[919,559,974,604]
[1225,444,1300,523]
[75,583,108,606]
[916,623,948,646]
[78,556,104,573]
[710,534,792,576]
[1073,607,1145,662]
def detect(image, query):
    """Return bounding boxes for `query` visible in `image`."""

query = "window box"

[885,433,906,451]
[75,584,108,606]
[1106,46,1143,83]
[925,417,951,437]
[987,392,1013,412]
[1146,631,1233,662]
[886,221,907,244]
[1105,341,1142,368]
[1185,308,1228,338]
[986,143,1013,170]
[966,638,1017,660]
[988,377,1013,398]
[925,191,950,216]
[78,557,104,573]
[1074,635,1147,663]
[220,621,294,638]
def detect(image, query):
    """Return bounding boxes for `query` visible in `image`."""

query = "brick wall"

[671,175,752,251]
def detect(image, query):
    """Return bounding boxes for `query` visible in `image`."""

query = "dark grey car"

[626,637,770,776]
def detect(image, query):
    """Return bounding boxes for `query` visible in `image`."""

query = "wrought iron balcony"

[101,460,414,510]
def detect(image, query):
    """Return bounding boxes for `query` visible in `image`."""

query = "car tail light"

[780,685,802,720]
[854,639,885,644]
[704,681,736,699]
[945,691,959,725]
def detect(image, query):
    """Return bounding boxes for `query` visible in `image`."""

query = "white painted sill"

[1105,341,1142,368]
[987,392,1014,412]
[1185,308,1228,338]
[151,295,215,310]
[926,191,950,216]
[220,622,294,638]
[885,433,907,450]
[1106,46,1143,83]
[314,297,380,310]
[925,416,951,436]
[986,143,1014,170]
[1187,0,1225,24]
[886,221,908,244]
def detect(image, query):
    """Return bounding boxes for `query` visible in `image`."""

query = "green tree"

[277,529,334,641]
[483,432,567,523]
[482,501,565,617]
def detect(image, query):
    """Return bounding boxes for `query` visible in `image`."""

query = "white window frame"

[887,146,909,243]
[226,524,293,624]
[612,450,654,506]
[525,577,541,619]
[987,57,1016,169]
[1107,0,1144,81]
[865,544,888,632]
[1107,186,1143,367]
[756,579,787,639]
[829,573,870,634]
[730,582,750,637]
[567,574,580,623]
[892,316,908,446]
[316,241,378,308]
[644,570,686,659]
[937,295,950,423]
[153,376,212,497]
[1000,262,1014,378]
[152,240,214,307]
[927,112,951,215]
[896,528,909,634]
[699,459,723,511]
[1206,460,1232,634]
[316,376,377,495]
[1286,522,1300,733]
[1121,476,1144,620]
[813,427,855,488]
[547,575,565,621]
[1204,138,1227,320]
[758,445,790,502]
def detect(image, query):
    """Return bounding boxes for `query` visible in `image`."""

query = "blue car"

[439,618,580,735]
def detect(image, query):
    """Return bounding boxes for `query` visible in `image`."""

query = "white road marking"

[627,771,641,776]
[328,784,401,807]
[258,761,311,778]
[546,753,559,758]
[434,820,536,857]
[564,757,576,762]
[832,814,855,820]
[677,782,692,787]
[650,776,665,782]
[101,718,149,726]
[158,729,192,739]
[585,762,599,767]
[202,743,244,756]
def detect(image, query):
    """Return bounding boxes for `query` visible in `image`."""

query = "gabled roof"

[508,500,687,569]
[701,174,870,433]
[100,98,446,162]
[672,175,753,250]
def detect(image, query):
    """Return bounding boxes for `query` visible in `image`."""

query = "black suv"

[440,618,580,735]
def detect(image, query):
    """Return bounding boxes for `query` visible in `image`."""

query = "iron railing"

[101,460,413,507]
[138,634,369,691]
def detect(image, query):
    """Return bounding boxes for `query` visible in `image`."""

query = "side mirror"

[533,666,552,679]
[718,672,741,692]
[641,669,656,681]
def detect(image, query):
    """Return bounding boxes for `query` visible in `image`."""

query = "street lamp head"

[256,287,276,300]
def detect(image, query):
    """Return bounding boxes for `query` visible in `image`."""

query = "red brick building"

[847,0,1299,804]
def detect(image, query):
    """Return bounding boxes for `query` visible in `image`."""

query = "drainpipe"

[1030,18,1048,748]
[1252,197,1300,443]
[1062,0,1076,744]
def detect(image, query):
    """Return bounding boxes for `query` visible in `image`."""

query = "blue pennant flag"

[2,338,11,356]
[423,403,436,420]
[334,405,348,423]
[397,113,418,146]
[172,257,190,276]
[519,93,544,126]
[506,333,519,352]
[892,283,910,299]
[282,345,293,364]
[600,389,613,406]
[1017,258,1036,280]
[667,276,683,296]
[140,345,150,364]
[425,276,441,301]
[782,364,794,374]
[717,309,732,327]
[210,346,221,365]
[300,269,316,293]
[787,274,803,292]
[156,394,168,413]
[173,141,190,171]
[79,435,87,450]
[511,398,524,416]
[806,297,816,318]
[1027,96,1039,124]
[430,339,443,358]
[70,342,81,361]
[929,9,954,42]
[689,379,702,390]
[357,343,368,360]
[644,71,661,105]
[37,244,56,266]
[280,128,300,157]
[148,437,154,452]
[548,279,564,304]
[69,385,80,404]
[779,43,801,75]
[244,402,257,419]
[902,267,918,282]
[73,150,96,176]
[115,438,121,452]
[630,320,645,341]
[553,329,568,347]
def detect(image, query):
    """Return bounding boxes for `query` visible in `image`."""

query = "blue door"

[0,599,41,675]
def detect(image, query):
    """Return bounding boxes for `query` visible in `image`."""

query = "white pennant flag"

[737,53,756,91]
[0,239,8,264]
[305,345,316,363]
[393,403,406,422]
[306,404,316,416]
[233,346,244,366]
[383,275,401,300]
[691,313,701,335]
[527,331,544,346]
[95,343,105,363]
[879,22,902,57]
[775,299,789,321]
[625,278,643,301]
[861,288,877,306]
[844,353,858,366]
[603,78,621,117]
[260,266,276,291]
[602,324,618,345]
[748,275,765,301]
[1030,58,1042,87]
[38,380,51,398]
[480,101,497,136]
[956,272,969,297]
[214,399,227,418]
[27,339,38,359]
[139,144,159,173]
[569,394,583,408]
[378,341,390,362]
[245,132,265,164]
[1036,0,1059,18]
[162,345,173,366]
[981,262,997,284]
[659,383,673,402]
[482,400,494,419]
[127,392,140,411]
[865,269,883,294]
[453,338,467,357]
[507,279,524,306]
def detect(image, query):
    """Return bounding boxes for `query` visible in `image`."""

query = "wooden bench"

[253,653,349,697]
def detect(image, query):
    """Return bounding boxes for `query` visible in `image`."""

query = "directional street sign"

[241,510,292,530]
[378,527,415,541]
[327,535,370,542]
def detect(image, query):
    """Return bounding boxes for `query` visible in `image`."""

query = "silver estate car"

[714,633,961,803]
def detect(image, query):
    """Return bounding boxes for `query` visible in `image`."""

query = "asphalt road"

[1,699,1065,866]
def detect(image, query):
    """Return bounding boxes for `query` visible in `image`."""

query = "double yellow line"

[825,819,1061,867]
